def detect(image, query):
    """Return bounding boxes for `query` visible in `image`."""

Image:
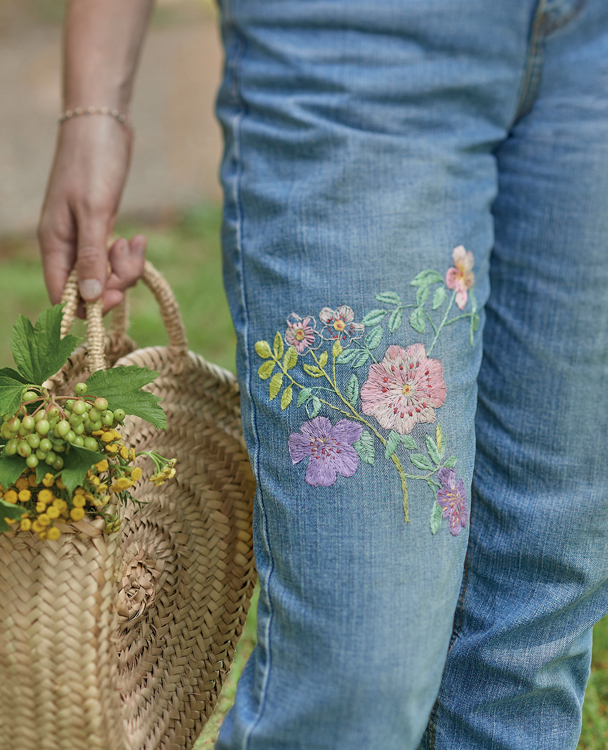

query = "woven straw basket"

[0,261,256,750]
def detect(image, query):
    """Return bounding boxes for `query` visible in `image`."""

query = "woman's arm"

[38,0,155,312]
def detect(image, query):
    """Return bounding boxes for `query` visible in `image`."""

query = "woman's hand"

[38,115,146,314]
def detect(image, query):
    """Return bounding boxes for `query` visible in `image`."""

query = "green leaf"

[85,365,166,430]
[472,313,480,332]
[0,453,27,489]
[345,374,359,405]
[318,351,328,369]
[0,376,28,419]
[336,348,357,365]
[283,346,298,370]
[365,326,383,350]
[400,434,418,450]
[410,453,434,471]
[281,386,293,410]
[375,291,401,306]
[361,309,386,326]
[309,396,322,418]
[469,287,478,312]
[416,285,430,307]
[353,430,375,465]
[254,340,273,359]
[385,430,401,460]
[410,269,443,288]
[353,351,370,368]
[269,373,283,400]
[273,332,284,360]
[303,364,324,378]
[409,307,426,334]
[36,462,49,485]
[435,423,445,457]
[60,444,106,495]
[0,368,28,385]
[443,456,457,468]
[258,360,276,380]
[0,498,27,532]
[11,304,82,385]
[388,308,402,333]
[426,435,441,466]
[332,340,343,359]
[297,387,312,407]
[432,286,447,310]
[430,501,443,535]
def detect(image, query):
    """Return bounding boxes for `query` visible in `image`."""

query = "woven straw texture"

[0,262,257,750]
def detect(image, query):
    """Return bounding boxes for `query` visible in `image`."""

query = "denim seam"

[512,0,547,125]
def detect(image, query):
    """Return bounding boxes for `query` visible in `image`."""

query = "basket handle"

[60,260,189,372]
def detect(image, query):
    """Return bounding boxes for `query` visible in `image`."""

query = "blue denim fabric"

[214,0,608,748]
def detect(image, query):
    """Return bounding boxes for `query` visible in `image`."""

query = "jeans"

[214,0,608,747]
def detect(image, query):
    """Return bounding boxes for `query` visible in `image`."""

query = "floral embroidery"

[360,344,446,435]
[446,245,475,310]
[437,467,468,536]
[254,247,477,536]
[288,416,363,487]
[319,306,364,347]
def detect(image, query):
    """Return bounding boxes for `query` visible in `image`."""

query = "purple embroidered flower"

[437,467,468,536]
[284,314,320,354]
[319,306,364,347]
[288,416,364,487]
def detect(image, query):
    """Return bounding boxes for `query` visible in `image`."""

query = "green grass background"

[0,206,606,748]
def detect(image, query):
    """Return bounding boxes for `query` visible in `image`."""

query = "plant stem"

[427,290,457,356]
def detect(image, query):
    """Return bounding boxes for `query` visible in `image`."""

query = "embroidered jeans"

[214,0,608,748]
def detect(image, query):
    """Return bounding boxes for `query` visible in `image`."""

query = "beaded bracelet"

[58,106,135,133]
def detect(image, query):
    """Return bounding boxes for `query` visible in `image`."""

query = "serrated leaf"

[384,430,401,460]
[85,365,166,429]
[258,360,276,380]
[269,373,283,400]
[430,501,443,535]
[400,434,418,450]
[273,332,284,359]
[353,430,375,465]
[469,287,478,312]
[361,309,386,326]
[432,286,447,310]
[345,375,359,405]
[281,386,293,410]
[254,340,273,359]
[365,326,383,350]
[60,444,106,495]
[352,350,370,368]
[36,462,49,485]
[318,351,328,369]
[0,368,28,385]
[375,291,401,306]
[426,435,441,466]
[409,307,426,334]
[388,307,402,333]
[0,453,27,489]
[297,387,312,407]
[303,364,324,378]
[0,376,28,419]
[332,340,343,358]
[443,456,457,468]
[410,269,444,288]
[336,348,357,365]
[310,396,322,418]
[416,285,430,307]
[283,346,298,370]
[410,453,434,471]
[10,304,82,385]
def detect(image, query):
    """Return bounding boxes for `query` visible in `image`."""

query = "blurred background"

[0,1,606,747]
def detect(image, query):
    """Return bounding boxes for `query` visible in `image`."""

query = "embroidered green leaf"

[432,286,447,310]
[297,387,312,407]
[353,430,375,465]
[60,444,107,495]
[430,501,443,535]
[426,435,441,466]
[281,386,293,410]
[0,376,29,419]
[345,375,359,405]
[0,498,28,533]
[258,360,276,380]
[469,287,478,312]
[273,332,284,360]
[0,453,27,489]
[409,307,426,334]
[332,340,343,358]
[361,309,386,327]
[283,346,298,370]
[410,453,434,471]
[410,269,443,288]
[388,307,402,333]
[336,348,357,365]
[365,326,382,350]
[310,396,322,418]
[416,285,430,307]
[255,340,273,359]
[436,423,445,457]
[318,351,328,369]
[472,313,480,331]
[385,430,401,460]
[443,455,457,468]
[269,373,283,400]
[303,364,324,378]
[375,291,401,306]
[353,351,370,368]
[400,434,418,450]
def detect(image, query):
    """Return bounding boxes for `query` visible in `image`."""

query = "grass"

[0,205,606,748]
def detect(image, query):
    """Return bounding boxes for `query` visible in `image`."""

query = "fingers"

[75,211,112,302]
[37,203,78,305]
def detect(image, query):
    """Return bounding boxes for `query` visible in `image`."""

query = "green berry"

[72,436,84,447]
[47,405,60,420]
[23,390,39,402]
[35,449,48,461]
[66,431,76,443]
[34,411,46,423]
[39,438,52,453]
[91,420,102,432]
[113,408,126,422]
[5,439,18,456]
[74,383,87,396]
[26,454,39,468]
[56,420,70,437]
[45,451,57,465]
[94,397,109,412]
[27,434,40,449]
[36,420,50,436]
[84,437,98,451]
[88,408,100,422]
[22,415,35,431]
[74,423,85,436]
[0,422,12,440]
[52,456,64,471]
[72,400,87,416]
[101,412,114,427]
[8,417,20,433]
[53,442,66,453]
[65,399,75,412]
[17,442,31,458]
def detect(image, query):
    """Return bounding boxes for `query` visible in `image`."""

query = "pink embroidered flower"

[288,416,364,487]
[437,467,468,536]
[445,245,475,310]
[319,305,364,347]
[284,314,319,354]
[360,344,446,434]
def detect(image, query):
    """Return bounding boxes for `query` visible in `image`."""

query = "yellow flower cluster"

[150,459,177,486]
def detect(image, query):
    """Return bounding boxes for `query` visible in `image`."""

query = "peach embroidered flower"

[284,314,319,354]
[319,306,364,347]
[445,245,474,310]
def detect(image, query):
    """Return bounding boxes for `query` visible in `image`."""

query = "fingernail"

[80,279,102,300]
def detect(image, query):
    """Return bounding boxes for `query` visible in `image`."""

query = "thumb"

[76,215,111,301]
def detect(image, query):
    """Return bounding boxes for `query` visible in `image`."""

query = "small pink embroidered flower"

[437,467,468,536]
[445,245,475,310]
[319,305,364,347]
[288,416,363,487]
[360,344,446,434]
[284,314,319,354]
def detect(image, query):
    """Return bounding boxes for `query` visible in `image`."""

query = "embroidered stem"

[427,290,456,356]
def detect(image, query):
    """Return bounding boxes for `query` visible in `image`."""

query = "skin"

[38,0,155,314]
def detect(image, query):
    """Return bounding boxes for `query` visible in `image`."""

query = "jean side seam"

[512,0,547,125]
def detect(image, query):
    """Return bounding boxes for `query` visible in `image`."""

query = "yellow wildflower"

[95,459,109,473]
[115,477,133,491]
[32,520,44,533]
[38,513,50,527]
[72,495,86,508]
[101,431,115,443]
[47,527,61,541]
[18,489,31,502]
[15,477,29,492]
[38,531,47,540]
[84,493,95,503]
[35,502,46,513]
[70,507,85,522]
[28,474,37,487]
[130,448,136,462]
[20,518,32,531]
[90,476,100,486]
[42,474,54,488]
[106,444,118,454]
[46,506,60,519]
[74,487,85,495]
[38,489,53,504]
[131,467,143,482]
[4,517,16,525]
[56,478,66,490]
[91,429,104,436]
[4,490,18,504]
[119,446,129,460]
[150,473,165,486]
